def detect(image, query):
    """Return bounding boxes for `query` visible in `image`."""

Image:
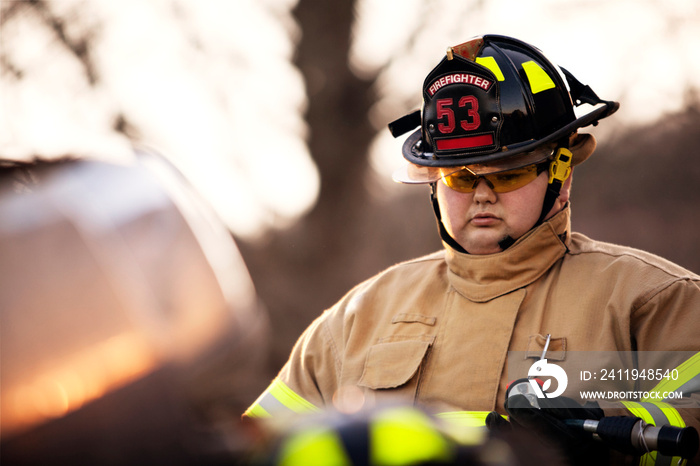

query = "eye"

[493,171,529,186]
[494,173,521,183]
[452,171,477,184]
[493,166,537,183]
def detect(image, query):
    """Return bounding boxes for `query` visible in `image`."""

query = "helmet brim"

[400,101,615,169]
[393,132,597,184]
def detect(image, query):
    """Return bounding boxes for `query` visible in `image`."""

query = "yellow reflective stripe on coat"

[621,401,687,466]
[645,352,700,401]
[244,377,319,418]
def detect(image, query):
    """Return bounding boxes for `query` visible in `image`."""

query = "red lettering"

[459,96,480,131]
[434,95,481,135]
[427,74,493,96]
[436,98,455,133]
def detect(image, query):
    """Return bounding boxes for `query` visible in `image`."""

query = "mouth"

[470,212,500,226]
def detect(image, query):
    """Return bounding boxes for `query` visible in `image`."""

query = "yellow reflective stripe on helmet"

[278,427,351,466]
[645,352,700,400]
[370,407,454,465]
[434,411,491,446]
[243,377,319,419]
[435,410,492,427]
[522,60,556,94]
[475,56,505,81]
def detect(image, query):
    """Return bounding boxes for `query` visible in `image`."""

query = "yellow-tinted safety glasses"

[441,161,549,193]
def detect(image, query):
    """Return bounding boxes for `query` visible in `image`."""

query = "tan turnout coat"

[250,206,700,463]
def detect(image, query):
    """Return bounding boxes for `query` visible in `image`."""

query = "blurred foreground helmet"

[390,34,619,182]
[0,150,269,464]
[252,404,565,466]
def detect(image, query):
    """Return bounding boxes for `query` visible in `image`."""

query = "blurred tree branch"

[237,0,440,369]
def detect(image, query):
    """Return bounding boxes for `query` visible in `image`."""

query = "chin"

[463,243,503,255]
[460,234,504,255]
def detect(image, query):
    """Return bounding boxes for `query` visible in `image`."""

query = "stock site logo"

[528,359,568,398]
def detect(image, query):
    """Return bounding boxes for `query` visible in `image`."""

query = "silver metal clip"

[540,334,552,360]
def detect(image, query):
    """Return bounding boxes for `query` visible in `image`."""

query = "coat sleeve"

[599,278,700,465]
[243,308,341,419]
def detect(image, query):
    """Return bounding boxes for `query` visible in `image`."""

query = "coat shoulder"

[568,232,700,281]
[326,250,448,321]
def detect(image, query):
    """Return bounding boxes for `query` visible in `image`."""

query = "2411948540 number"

[586,368,680,381]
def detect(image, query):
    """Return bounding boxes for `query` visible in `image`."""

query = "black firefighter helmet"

[390,34,619,182]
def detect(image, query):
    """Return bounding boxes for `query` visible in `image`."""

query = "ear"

[558,169,574,204]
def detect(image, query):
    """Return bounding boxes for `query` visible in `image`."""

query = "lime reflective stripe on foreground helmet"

[370,407,455,465]
[272,406,458,466]
[278,428,352,466]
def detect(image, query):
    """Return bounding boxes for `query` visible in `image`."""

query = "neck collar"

[444,207,571,302]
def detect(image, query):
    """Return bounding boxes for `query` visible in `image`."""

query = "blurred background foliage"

[2,0,700,387]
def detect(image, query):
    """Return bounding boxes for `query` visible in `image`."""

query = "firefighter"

[245,35,700,465]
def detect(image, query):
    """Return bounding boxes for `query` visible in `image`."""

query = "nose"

[472,177,497,203]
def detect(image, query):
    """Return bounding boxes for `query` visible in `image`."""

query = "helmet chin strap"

[431,143,573,254]
[430,183,468,254]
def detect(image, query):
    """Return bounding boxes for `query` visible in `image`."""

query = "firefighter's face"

[436,170,571,255]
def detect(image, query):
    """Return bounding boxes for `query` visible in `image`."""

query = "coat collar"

[444,207,571,302]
